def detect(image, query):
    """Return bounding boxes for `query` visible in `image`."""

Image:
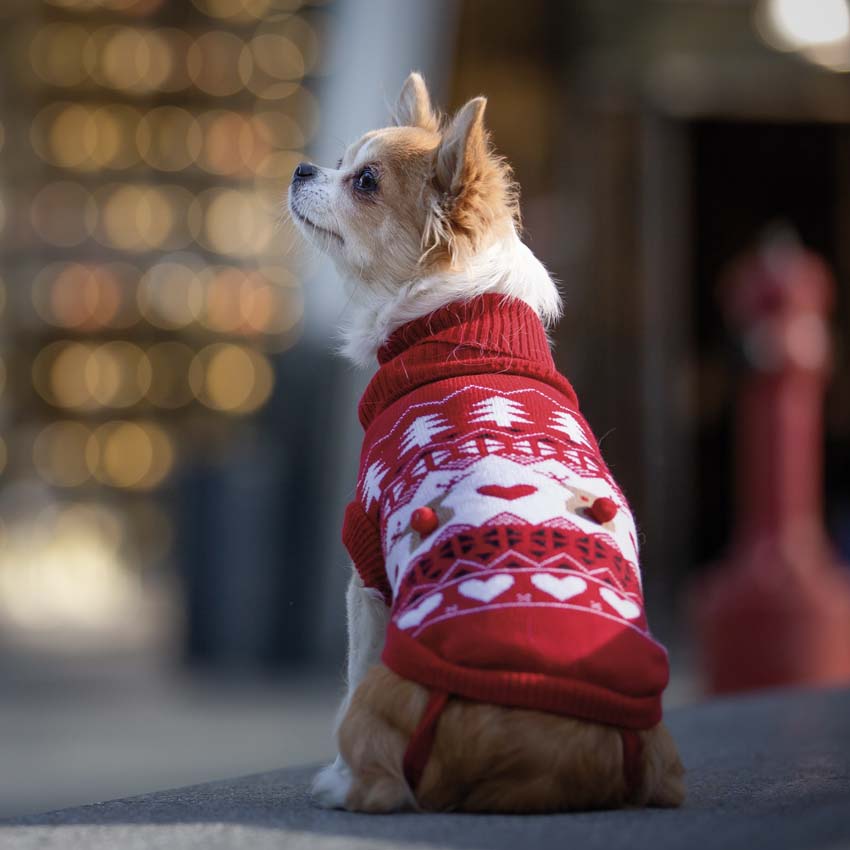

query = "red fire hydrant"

[693,232,850,693]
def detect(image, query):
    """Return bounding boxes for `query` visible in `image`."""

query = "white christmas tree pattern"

[469,396,532,428]
[399,414,452,454]
[549,410,591,446]
[361,460,389,509]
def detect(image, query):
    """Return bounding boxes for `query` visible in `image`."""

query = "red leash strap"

[402,689,450,794]
[620,729,644,800]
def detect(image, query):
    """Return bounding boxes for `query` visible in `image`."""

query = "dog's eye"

[354,166,378,192]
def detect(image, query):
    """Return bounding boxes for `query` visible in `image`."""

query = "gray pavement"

[0,653,339,818]
[1,686,849,850]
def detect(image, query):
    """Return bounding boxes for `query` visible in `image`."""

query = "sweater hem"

[382,624,664,730]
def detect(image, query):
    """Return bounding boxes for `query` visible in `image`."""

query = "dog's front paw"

[311,757,352,809]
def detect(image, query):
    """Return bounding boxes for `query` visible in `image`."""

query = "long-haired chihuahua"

[288,72,685,814]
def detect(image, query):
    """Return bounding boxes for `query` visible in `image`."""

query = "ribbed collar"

[359,294,577,430]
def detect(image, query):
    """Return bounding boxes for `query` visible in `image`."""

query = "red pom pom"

[590,497,618,524]
[411,507,439,536]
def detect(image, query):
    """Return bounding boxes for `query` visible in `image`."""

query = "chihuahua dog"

[288,72,684,813]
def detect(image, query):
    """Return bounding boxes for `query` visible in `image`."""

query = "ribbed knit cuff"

[377,294,551,364]
[360,294,576,429]
[342,500,391,604]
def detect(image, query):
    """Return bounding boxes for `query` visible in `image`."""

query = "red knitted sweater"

[342,294,669,731]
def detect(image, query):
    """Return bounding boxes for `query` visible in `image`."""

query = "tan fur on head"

[289,71,517,280]
[338,665,686,814]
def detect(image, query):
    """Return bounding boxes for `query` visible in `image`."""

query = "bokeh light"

[95,183,194,251]
[243,33,306,94]
[137,258,204,328]
[85,341,152,408]
[33,262,140,330]
[33,341,96,410]
[87,420,174,489]
[188,30,247,97]
[198,110,255,176]
[0,498,141,635]
[137,107,202,172]
[197,266,304,337]
[755,0,850,70]
[193,188,276,256]
[756,0,850,50]
[31,102,142,171]
[86,25,174,94]
[189,343,274,414]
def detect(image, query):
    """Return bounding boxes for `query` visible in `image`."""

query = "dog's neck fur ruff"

[339,229,562,368]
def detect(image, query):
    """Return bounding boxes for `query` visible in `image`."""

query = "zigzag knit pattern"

[343,294,669,730]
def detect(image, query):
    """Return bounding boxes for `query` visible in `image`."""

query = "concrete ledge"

[2,687,849,850]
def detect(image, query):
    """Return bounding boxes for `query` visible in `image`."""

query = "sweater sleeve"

[342,499,391,605]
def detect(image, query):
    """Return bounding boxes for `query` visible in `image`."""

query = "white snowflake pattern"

[399,414,452,454]
[361,460,388,508]
[549,410,591,446]
[469,396,531,428]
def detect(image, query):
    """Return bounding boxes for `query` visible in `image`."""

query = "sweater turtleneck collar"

[358,294,577,430]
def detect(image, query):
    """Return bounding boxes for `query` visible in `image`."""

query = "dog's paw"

[311,757,352,809]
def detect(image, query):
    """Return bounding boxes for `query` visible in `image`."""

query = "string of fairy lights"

[0,0,329,633]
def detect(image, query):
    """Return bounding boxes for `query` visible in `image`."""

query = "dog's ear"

[422,95,516,263]
[434,96,488,200]
[393,72,439,132]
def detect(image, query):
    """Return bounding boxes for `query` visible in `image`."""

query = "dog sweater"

[342,294,669,756]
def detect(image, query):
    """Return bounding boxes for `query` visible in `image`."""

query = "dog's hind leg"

[311,570,390,809]
[338,665,425,812]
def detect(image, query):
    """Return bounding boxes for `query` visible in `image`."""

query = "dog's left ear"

[423,96,515,261]
[434,97,488,201]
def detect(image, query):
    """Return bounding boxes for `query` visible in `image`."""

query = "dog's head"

[287,72,518,286]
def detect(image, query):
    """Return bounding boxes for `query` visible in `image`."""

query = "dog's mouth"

[291,207,344,247]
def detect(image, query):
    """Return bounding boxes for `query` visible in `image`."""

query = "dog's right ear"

[392,72,440,132]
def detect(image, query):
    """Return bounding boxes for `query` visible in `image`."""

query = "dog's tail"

[338,664,685,813]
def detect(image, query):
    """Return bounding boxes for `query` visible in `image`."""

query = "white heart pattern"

[458,574,514,603]
[599,587,641,620]
[397,593,443,629]
[531,573,587,602]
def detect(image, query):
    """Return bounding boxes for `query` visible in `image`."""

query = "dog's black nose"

[292,162,317,181]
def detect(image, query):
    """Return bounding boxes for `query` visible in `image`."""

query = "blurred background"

[1,0,849,819]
